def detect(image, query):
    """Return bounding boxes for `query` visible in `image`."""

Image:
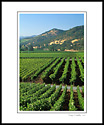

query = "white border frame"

[17,11,87,113]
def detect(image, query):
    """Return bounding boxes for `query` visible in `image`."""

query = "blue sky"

[19,13,84,36]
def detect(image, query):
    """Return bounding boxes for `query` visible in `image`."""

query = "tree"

[60,47,65,51]
[49,45,54,51]
[24,46,28,51]
[28,44,33,51]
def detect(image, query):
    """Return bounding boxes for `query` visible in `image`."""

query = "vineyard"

[20,57,84,86]
[20,83,84,111]
[19,53,84,111]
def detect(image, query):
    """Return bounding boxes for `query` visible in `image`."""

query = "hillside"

[20,25,84,51]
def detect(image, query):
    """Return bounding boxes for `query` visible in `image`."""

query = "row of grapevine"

[50,85,67,111]
[69,85,77,111]
[77,86,84,110]
[41,58,61,80]
[49,58,65,80]
[76,57,84,82]
[82,86,84,93]
[39,84,56,100]
[80,56,84,64]
[59,57,70,83]
[70,57,77,84]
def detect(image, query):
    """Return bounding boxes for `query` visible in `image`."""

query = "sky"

[19,13,84,37]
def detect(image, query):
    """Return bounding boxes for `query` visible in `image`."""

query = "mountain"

[20,35,37,40]
[20,25,84,51]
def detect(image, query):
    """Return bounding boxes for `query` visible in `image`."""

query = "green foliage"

[20,52,84,58]
[59,57,70,83]
[41,58,61,80]
[82,86,84,93]
[49,58,65,80]
[26,98,51,111]
[77,86,84,110]
[20,84,51,108]
[39,84,56,100]
[50,85,67,111]
[80,56,84,64]
[23,84,62,111]
[48,84,62,105]
[70,57,76,84]
[30,84,51,103]
[20,83,84,111]
[20,58,52,81]
[76,57,84,82]
[69,85,77,111]
[20,82,40,94]
[20,83,45,107]
[31,58,56,80]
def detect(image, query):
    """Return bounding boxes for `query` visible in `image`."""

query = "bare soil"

[33,74,43,84]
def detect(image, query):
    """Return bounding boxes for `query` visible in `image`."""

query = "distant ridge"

[20,35,37,40]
